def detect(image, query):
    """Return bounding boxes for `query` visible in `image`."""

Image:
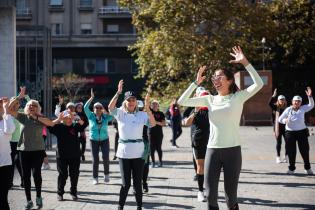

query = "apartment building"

[16,0,142,104]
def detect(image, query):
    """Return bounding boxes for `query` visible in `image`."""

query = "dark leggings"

[19,151,45,201]
[143,156,150,188]
[204,146,242,209]
[150,135,163,163]
[275,126,287,157]
[10,142,23,185]
[118,158,144,208]
[0,165,12,210]
[171,120,182,146]
[90,140,110,178]
[285,129,310,171]
[79,136,86,157]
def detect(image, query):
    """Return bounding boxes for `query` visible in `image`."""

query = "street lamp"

[261,37,266,70]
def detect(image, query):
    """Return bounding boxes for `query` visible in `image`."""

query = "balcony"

[98,6,131,18]
[16,8,32,20]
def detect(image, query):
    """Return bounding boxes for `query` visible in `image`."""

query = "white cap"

[277,95,286,100]
[137,100,144,108]
[196,86,206,95]
[93,102,103,108]
[66,102,75,108]
[151,99,159,105]
[292,95,302,101]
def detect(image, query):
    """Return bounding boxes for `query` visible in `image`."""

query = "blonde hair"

[24,100,42,115]
[121,100,139,113]
[276,100,287,109]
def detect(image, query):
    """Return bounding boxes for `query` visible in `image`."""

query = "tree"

[51,73,89,102]
[119,0,275,100]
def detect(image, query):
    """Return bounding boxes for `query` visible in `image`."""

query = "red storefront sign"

[84,76,111,84]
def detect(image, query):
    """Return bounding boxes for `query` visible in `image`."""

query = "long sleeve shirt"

[278,97,314,131]
[0,114,15,167]
[178,64,263,148]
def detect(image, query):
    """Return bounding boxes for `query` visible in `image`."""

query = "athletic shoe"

[41,163,50,170]
[276,156,281,164]
[305,169,314,175]
[92,178,98,185]
[36,197,43,208]
[286,169,295,175]
[157,162,163,167]
[143,185,149,193]
[57,194,63,201]
[113,156,117,160]
[197,191,206,202]
[25,200,33,210]
[104,174,110,183]
[71,194,78,201]
[283,155,288,163]
[151,162,156,168]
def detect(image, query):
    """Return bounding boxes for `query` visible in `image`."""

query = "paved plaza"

[8,126,315,210]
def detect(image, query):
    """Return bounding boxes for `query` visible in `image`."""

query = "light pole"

[261,37,266,70]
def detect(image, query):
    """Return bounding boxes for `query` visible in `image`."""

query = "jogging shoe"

[197,191,206,202]
[276,156,281,164]
[286,169,295,175]
[305,169,314,175]
[92,178,98,185]
[36,197,43,208]
[25,200,33,210]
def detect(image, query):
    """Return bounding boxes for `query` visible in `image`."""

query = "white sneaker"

[286,169,295,175]
[305,169,314,175]
[276,157,281,164]
[92,178,98,185]
[41,163,50,170]
[104,174,110,183]
[197,191,206,202]
[282,155,288,163]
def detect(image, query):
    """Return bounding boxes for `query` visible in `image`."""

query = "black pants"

[118,158,144,208]
[150,135,163,163]
[90,140,110,178]
[0,165,12,210]
[171,120,182,146]
[204,146,242,209]
[79,136,86,157]
[19,151,45,201]
[143,156,150,188]
[114,132,119,157]
[275,126,287,157]
[285,129,310,171]
[10,142,23,186]
[57,158,80,196]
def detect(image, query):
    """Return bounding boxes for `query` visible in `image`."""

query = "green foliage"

[119,0,314,101]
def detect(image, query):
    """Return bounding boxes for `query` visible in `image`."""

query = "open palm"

[229,46,248,66]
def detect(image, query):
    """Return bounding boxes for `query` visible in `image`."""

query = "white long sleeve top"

[278,96,314,131]
[0,114,15,167]
[178,64,264,148]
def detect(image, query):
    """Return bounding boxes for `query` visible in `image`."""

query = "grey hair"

[121,100,139,113]
[24,100,42,115]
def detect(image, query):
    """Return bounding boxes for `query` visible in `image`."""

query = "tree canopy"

[119,0,315,101]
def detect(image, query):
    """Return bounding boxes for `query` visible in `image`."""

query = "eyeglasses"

[211,75,225,82]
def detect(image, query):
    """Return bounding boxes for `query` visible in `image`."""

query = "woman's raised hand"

[306,87,312,97]
[229,46,249,66]
[90,88,94,99]
[196,66,206,85]
[117,80,124,94]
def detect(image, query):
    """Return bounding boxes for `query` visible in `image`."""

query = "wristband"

[193,80,199,86]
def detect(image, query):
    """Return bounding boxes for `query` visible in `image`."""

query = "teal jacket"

[84,101,113,141]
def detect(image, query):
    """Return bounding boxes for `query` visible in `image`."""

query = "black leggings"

[10,142,23,185]
[204,146,242,209]
[285,129,310,171]
[0,165,11,210]
[79,136,86,157]
[171,120,182,146]
[118,158,144,208]
[19,151,45,201]
[275,126,287,157]
[150,135,163,163]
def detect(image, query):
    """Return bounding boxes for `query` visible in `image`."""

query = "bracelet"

[193,80,199,86]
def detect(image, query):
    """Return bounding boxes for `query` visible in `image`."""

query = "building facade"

[16,0,142,105]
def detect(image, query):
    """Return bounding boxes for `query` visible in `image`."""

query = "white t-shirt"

[0,114,15,167]
[110,107,149,159]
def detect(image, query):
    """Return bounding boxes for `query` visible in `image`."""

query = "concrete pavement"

[8,126,315,210]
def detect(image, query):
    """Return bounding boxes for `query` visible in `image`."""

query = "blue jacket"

[84,101,113,141]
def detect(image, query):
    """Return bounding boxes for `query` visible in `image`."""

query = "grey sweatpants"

[204,146,242,209]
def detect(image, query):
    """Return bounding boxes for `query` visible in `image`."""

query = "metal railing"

[16,8,32,17]
[98,6,130,15]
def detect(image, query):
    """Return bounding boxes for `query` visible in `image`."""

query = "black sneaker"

[157,162,163,167]
[113,156,117,160]
[81,155,85,162]
[143,185,149,193]
[57,194,63,201]
[71,194,78,201]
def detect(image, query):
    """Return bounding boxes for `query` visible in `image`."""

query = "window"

[106,24,119,33]
[81,23,92,34]
[53,59,72,74]
[96,59,106,73]
[50,0,63,6]
[105,0,117,6]
[52,23,63,35]
[84,59,96,73]
[80,0,92,6]
[107,59,116,73]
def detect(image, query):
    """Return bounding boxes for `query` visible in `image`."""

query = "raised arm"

[32,112,63,127]
[268,89,277,110]
[54,95,64,117]
[230,46,264,101]
[2,98,15,134]
[178,66,210,107]
[145,93,156,127]
[302,87,314,112]
[108,80,123,112]
[8,87,26,117]
[84,88,94,117]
